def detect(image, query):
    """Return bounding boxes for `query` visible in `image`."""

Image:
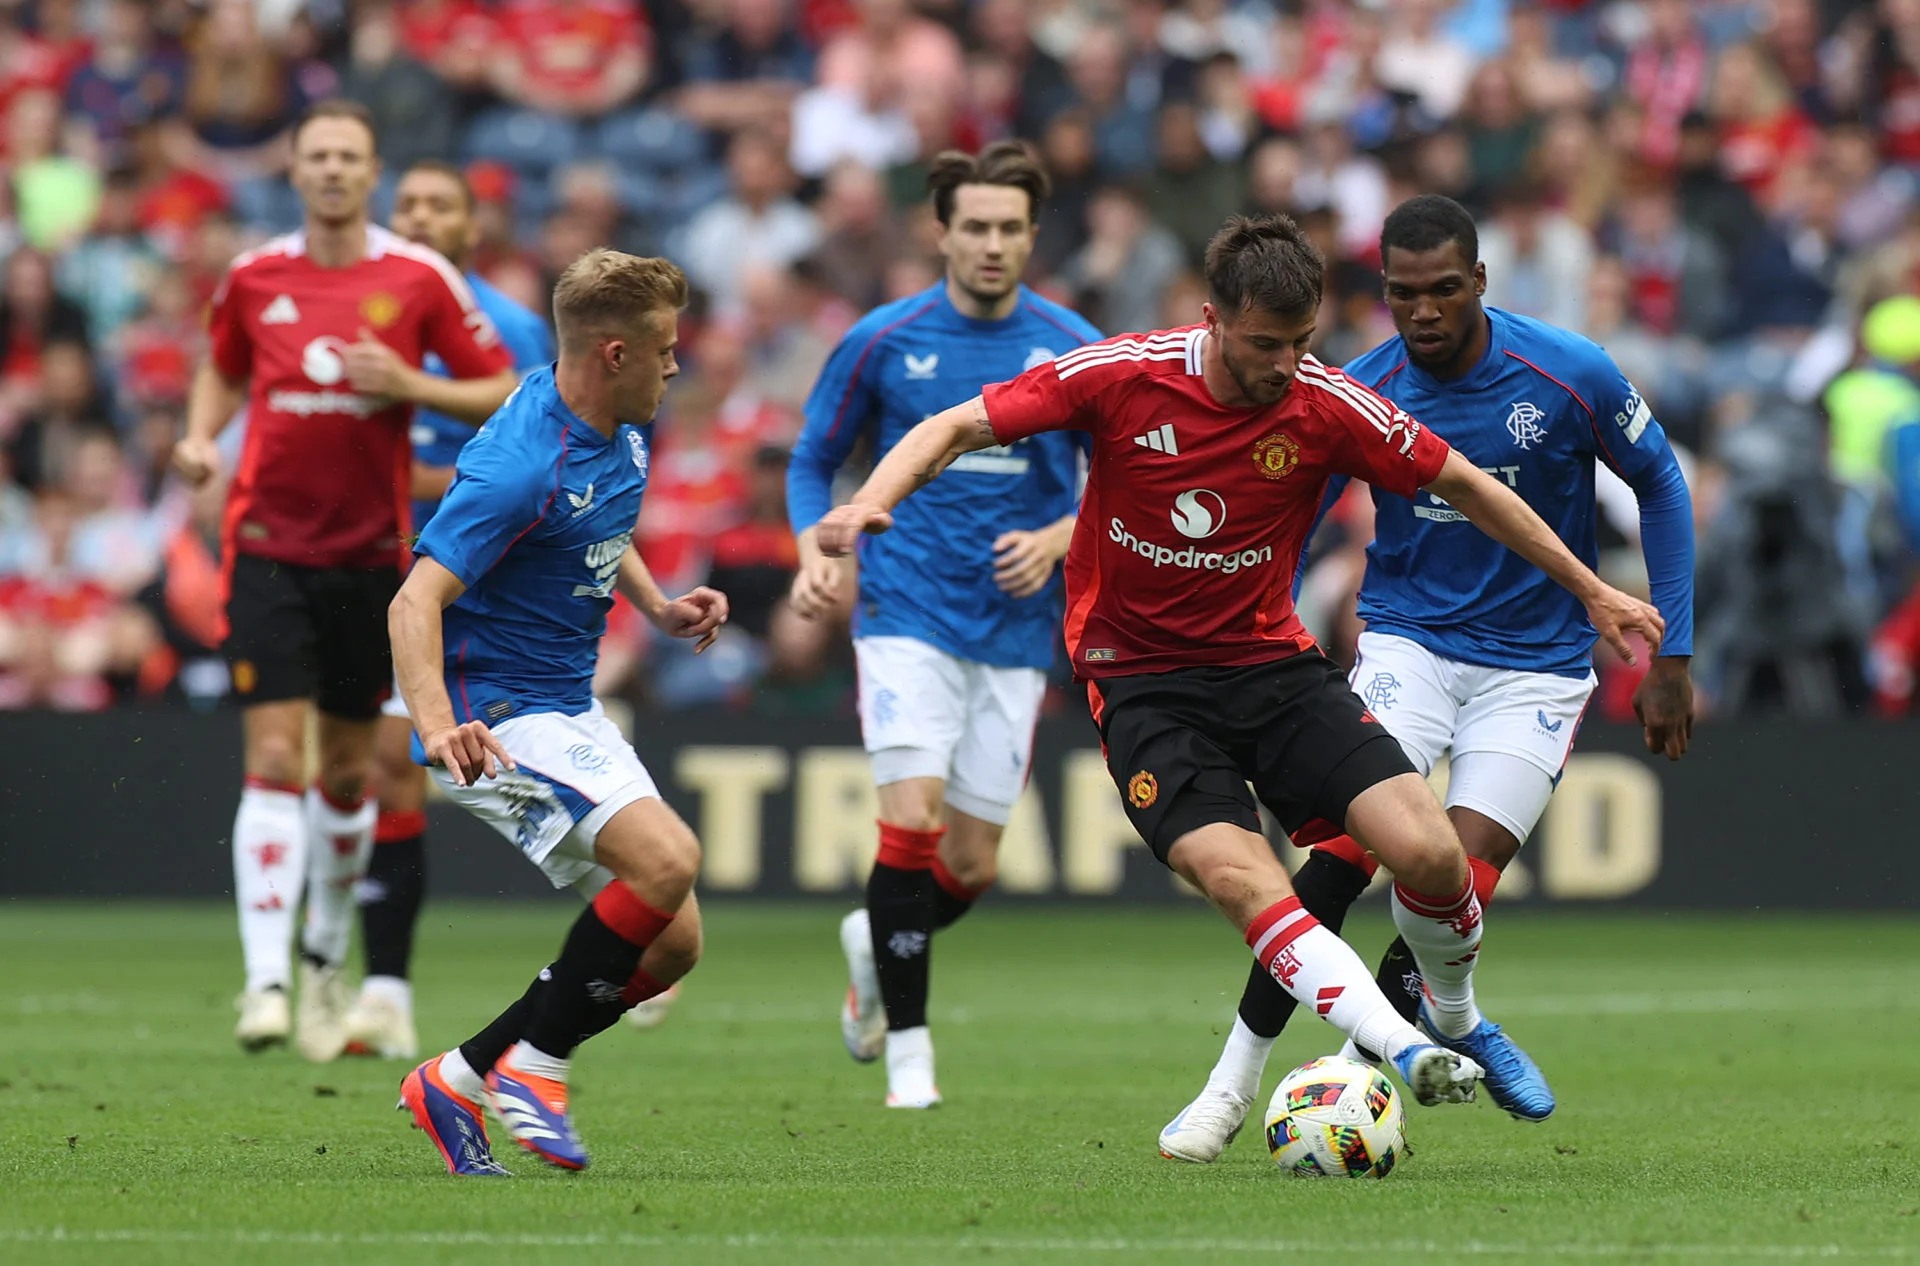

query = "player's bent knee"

[1165,824,1293,928]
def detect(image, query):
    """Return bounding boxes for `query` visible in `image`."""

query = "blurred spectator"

[128,119,232,261]
[1609,176,1728,341]
[397,0,501,94]
[1243,134,1302,220]
[134,472,230,709]
[179,0,308,183]
[1622,0,1709,165]
[11,86,100,250]
[489,0,651,117]
[1375,0,1475,120]
[1296,114,1389,262]
[1507,3,1588,114]
[64,0,187,168]
[1672,111,1764,262]
[816,0,964,115]
[1826,121,1916,254]
[1058,24,1156,179]
[6,338,112,493]
[735,262,840,415]
[1144,100,1243,267]
[1030,107,1096,274]
[811,161,902,310]
[1062,184,1183,337]
[680,128,821,316]
[1159,0,1274,78]
[341,2,457,173]
[1709,42,1818,209]
[788,19,917,178]
[1460,59,1537,202]
[0,248,90,423]
[675,0,816,135]
[1478,182,1594,332]
[973,0,1069,142]
[58,169,166,348]
[112,269,201,410]
[1530,108,1618,232]
[1193,52,1257,164]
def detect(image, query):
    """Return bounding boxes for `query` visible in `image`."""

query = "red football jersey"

[207,225,513,569]
[983,327,1451,677]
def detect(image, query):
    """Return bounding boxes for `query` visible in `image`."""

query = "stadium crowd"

[2,0,1919,719]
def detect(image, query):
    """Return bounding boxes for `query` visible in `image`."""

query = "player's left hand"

[1585,586,1663,666]
[816,504,893,556]
[344,327,413,399]
[1632,656,1694,760]
[657,586,729,653]
[993,526,1069,598]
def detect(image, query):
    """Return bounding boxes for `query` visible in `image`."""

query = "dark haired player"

[817,213,1667,1125]
[172,101,517,1060]
[789,141,1101,1108]
[1158,194,1695,1159]
[341,158,556,1062]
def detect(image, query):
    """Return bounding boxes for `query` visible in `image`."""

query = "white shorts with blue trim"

[1347,631,1595,843]
[854,635,1046,826]
[430,700,658,890]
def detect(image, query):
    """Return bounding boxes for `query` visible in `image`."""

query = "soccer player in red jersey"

[817,214,1666,1118]
[171,100,518,1060]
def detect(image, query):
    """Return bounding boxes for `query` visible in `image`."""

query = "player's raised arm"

[1423,450,1664,664]
[815,396,1000,555]
[388,557,513,787]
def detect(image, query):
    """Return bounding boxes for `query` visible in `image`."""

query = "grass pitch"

[1,902,1916,1265]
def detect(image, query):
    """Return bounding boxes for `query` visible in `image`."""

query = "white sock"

[1389,879,1484,1039]
[436,1048,487,1101]
[1204,1016,1273,1102]
[360,975,412,1009]
[1247,898,1426,1067]
[886,1025,933,1067]
[301,787,376,966]
[505,1039,570,1081]
[232,781,307,993]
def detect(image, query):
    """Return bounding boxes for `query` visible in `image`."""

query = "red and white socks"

[1245,897,1425,1065]
[302,785,377,967]
[233,777,308,993]
[1388,875,1485,1039]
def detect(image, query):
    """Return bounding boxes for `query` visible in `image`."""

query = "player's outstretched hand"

[816,504,893,557]
[422,720,516,788]
[1632,656,1694,761]
[171,436,222,486]
[345,327,410,399]
[993,527,1068,599]
[1585,586,1663,666]
[789,554,851,622]
[658,586,729,653]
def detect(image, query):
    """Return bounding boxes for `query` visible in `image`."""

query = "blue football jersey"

[413,367,651,725]
[788,282,1101,669]
[409,273,555,531]
[1334,307,1695,676]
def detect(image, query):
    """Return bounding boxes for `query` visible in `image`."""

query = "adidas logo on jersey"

[1133,422,1179,454]
[261,294,301,325]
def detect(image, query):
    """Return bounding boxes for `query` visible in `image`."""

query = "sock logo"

[585,979,625,1005]
[886,930,929,959]
[251,842,290,869]
[1267,945,1302,988]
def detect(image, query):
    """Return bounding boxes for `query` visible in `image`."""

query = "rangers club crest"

[627,430,649,478]
[1507,401,1547,449]
[1252,432,1300,480]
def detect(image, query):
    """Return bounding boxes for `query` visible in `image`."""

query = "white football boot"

[625,982,681,1029]
[295,960,351,1063]
[884,1026,941,1108]
[838,909,885,1062]
[342,982,418,1059]
[1158,1086,1254,1163]
[234,987,290,1052]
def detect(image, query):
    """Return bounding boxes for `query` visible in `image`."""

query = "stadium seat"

[594,108,709,174]
[466,108,583,180]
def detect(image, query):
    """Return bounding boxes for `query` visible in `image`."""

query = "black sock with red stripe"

[358,811,426,981]
[460,971,547,1077]
[868,822,944,1031]
[930,855,986,931]
[1235,848,1377,1039]
[522,883,675,1059]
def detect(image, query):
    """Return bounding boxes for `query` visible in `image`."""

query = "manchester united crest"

[360,291,402,329]
[1127,770,1158,808]
[1252,432,1300,480]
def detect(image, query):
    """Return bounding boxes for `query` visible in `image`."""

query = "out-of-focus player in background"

[817,214,1668,1124]
[1159,194,1697,1162]
[787,142,1101,1109]
[391,250,724,1175]
[340,159,556,1062]
[171,100,518,1060]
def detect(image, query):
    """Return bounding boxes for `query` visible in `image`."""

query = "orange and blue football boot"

[398,1056,511,1176]
[486,1062,589,1171]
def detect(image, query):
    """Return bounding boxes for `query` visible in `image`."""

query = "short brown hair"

[292,98,379,155]
[1203,214,1324,321]
[926,141,1051,226]
[552,249,689,347]
[400,158,475,211]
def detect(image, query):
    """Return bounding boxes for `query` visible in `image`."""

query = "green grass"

[1,903,1916,1265]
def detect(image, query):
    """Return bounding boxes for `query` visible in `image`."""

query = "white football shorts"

[429,700,657,890]
[1346,631,1596,843]
[853,635,1046,826]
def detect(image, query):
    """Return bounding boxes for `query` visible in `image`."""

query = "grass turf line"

[1,903,1915,1265]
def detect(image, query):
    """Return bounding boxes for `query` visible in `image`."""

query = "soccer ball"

[1264,1056,1405,1178]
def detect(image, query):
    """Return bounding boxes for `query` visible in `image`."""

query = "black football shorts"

[1091,651,1415,864]
[223,554,399,719]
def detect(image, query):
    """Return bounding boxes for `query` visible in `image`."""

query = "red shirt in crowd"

[983,328,1451,679]
[1718,110,1819,203]
[398,0,498,65]
[493,0,647,101]
[206,225,511,569]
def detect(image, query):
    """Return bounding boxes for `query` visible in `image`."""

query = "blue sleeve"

[501,311,554,372]
[414,428,557,587]
[789,323,882,534]
[1891,421,1920,548]
[1582,352,1695,658]
[1291,475,1351,601]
